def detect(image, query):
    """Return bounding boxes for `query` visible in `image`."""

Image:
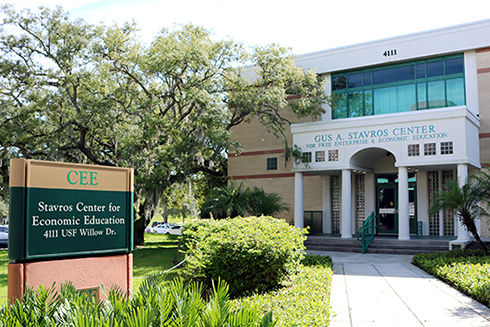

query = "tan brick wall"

[476,47,490,70]
[480,139,490,166]
[231,175,323,224]
[477,49,490,135]
[229,107,318,154]
[477,48,490,237]
[228,153,292,178]
[228,105,323,224]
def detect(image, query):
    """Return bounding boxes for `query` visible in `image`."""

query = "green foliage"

[0,278,275,326]
[233,266,332,327]
[0,198,7,219]
[200,181,289,219]
[200,181,250,218]
[429,178,490,254]
[247,187,289,217]
[181,216,306,297]
[413,250,490,306]
[0,5,326,245]
[301,253,333,268]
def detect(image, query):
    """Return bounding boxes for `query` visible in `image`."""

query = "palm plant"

[200,180,250,219]
[247,187,289,217]
[429,179,490,255]
[200,182,289,219]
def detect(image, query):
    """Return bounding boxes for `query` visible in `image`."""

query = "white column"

[322,175,332,234]
[457,164,470,241]
[294,172,304,229]
[398,167,410,240]
[341,169,352,239]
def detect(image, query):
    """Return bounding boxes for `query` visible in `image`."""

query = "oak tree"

[0,5,327,244]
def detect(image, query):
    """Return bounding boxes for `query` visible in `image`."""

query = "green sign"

[9,159,134,262]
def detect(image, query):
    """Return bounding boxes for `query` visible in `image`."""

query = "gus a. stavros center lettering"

[307,124,448,149]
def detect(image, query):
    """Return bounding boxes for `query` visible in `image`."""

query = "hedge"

[181,216,306,297]
[413,249,490,306]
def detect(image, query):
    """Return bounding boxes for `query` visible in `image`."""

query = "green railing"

[356,211,378,254]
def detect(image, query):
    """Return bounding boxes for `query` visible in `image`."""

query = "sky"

[3,0,490,55]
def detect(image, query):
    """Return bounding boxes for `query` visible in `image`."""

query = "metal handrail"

[356,211,378,254]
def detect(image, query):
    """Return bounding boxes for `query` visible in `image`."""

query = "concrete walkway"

[308,250,490,327]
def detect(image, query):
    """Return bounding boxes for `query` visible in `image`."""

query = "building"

[228,20,490,245]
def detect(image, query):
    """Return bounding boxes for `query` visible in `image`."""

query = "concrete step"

[304,235,450,255]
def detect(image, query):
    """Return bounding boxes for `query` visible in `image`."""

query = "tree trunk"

[133,217,145,246]
[461,214,490,255]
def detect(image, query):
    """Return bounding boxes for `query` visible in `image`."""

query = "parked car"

[155,224,182,235]
[144,222,169,233]
[0,225,8,247]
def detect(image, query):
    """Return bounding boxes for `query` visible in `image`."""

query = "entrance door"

[377,184,398,234]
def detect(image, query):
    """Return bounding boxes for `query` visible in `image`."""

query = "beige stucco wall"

[8,254,132,303]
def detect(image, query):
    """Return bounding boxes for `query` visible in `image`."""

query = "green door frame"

[376,173,418,235]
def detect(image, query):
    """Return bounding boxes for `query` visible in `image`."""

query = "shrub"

[181,216,306,297]
[413,249,490,306]
[0,277,275,326]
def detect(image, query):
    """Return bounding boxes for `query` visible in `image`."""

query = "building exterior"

[228,20,490,243]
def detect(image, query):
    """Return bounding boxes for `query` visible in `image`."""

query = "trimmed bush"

[413,249,490,306]
[181,216,306,297]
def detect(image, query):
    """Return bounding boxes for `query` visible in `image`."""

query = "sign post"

[8,159,134,302]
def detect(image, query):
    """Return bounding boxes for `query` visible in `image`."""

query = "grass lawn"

[132,233,181,290]
[0,249,7,307]
[0,233,180,307]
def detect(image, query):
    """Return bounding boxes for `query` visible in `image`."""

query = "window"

[315,151,325,162]
[302,152,312,163]
[408,144,419,157]
[328,150,339,161]
[424,143,436,156]
[441,142,453,155]
[331,55,465,119]
[267,157,277,170]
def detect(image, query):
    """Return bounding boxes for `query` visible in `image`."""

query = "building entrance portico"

[228,20,490,251]
[291,107,479,242]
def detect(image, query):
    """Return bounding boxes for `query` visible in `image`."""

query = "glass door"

[376,173,417,235]
[376,173,399,234]
[378,185,398,234]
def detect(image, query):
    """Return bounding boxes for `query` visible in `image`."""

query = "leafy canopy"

[0,5,326,243]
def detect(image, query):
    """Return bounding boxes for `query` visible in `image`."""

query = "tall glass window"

[331,54,465,119]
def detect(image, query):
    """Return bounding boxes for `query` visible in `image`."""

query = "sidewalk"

[307,250,490,327]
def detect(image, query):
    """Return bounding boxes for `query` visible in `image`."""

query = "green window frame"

[267,157,277,170]
[331,54,465,119]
